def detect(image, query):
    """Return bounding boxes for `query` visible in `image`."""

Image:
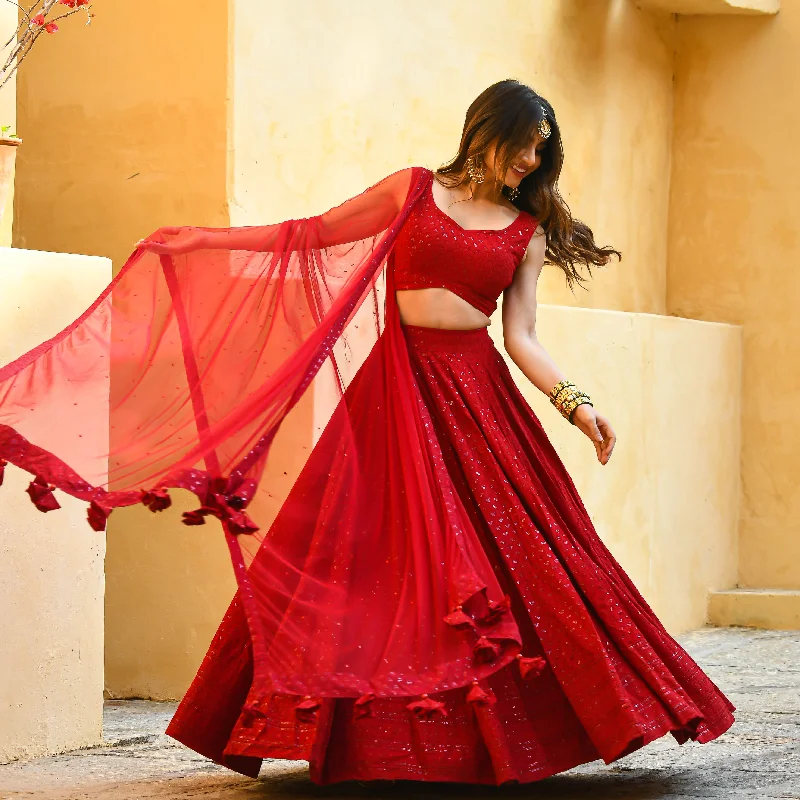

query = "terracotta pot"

[0,136,21,230]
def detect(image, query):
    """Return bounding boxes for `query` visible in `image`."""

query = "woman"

[0,80,734,785]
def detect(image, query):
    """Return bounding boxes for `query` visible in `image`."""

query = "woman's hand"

[572,404,616,465]
[136,227,208,255]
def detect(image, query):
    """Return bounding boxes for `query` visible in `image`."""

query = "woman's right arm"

[137,167,417,256]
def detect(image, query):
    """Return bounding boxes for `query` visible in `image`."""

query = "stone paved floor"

[0,628,798,799]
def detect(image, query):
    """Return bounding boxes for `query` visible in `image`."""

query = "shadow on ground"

[1,628,798,799]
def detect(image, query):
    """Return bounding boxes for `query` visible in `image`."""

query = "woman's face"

[485,133,548,188]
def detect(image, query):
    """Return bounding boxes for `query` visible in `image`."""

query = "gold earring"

[466,155,486,184]
[507,186,520,201]
[538,106,552,140]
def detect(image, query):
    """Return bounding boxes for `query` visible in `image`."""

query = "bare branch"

[0,2,92,90]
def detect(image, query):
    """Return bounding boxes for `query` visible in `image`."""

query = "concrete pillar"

[0,247,110,762]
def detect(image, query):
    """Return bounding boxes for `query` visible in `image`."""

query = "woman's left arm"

[502,226,616,465]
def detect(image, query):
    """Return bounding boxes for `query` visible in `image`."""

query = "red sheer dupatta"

[0,165,521,704]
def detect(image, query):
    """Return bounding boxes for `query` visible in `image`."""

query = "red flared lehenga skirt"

[166,323,735,785]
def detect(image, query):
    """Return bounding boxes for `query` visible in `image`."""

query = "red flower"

[87,500,111,532]
[26,476,60,512]
[59,0,77,7]
[141,488,172,512]
[31,13,45,26]
[44,22,59,34]
[76,0,90,5]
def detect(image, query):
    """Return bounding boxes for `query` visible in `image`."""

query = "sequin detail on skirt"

[166,324,735,786]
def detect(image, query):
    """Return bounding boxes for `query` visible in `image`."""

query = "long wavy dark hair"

[436,79,621,290]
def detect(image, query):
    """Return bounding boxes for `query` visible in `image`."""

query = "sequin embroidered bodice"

[393,168,539,316]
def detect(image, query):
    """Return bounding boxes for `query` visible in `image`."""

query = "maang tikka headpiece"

[538,105,552,140]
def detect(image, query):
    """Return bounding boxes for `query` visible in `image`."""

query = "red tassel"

[466,682,496,707]
[0,458,7,487]
[482,594,511,624]
[406,694,447,719]
[241,702,266,723]
[26,476,60,512]
[295,695,321,722]
[87,500,111,532]
[517,655,547,680]
[226,508,259,535]
[473,636,500,664]
[443,607,475,630]
[353,692,376,719]
[182,508,210,526]
[141,488,171,512]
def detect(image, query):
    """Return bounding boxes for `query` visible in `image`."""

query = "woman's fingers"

[596,416,616,464]
[136,227,186,252]
[137,240,172,254]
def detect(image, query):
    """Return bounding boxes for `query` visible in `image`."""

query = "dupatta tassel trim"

[241,702,268,723]
[466,681,496,707]
[473,636,501,664]
[26,475,60,512]
[517,654,548,680]
[406,694,448,719]
[353,692,376,719]
[182,481,259,535]
[87,500,112,532]
[141,488,172,512]
[443,605,476,631]
[481,594,511,624]
[295,695,322,723]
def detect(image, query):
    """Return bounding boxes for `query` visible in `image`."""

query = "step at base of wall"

[709,589,800,630]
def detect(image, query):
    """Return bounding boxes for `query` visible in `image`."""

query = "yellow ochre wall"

[0,0,17,246]
[667,8,798,588]
[14,1,229,270]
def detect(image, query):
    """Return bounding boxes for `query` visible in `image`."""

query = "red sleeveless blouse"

[393,168,540,316]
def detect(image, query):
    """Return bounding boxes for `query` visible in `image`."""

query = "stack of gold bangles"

[549,379,592,424]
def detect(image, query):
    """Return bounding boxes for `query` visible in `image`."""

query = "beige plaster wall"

[0,248,109,762]
[666,9,797,588]
[231,0,676,315]
[494,303,741,633]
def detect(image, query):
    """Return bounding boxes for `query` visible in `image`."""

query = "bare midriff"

[395,288,491,330]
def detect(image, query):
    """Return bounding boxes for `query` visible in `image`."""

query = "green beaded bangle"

[548,380,592,424]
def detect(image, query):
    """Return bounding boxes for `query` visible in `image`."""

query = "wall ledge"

[709,589,800,630]
[637,0,779,14]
